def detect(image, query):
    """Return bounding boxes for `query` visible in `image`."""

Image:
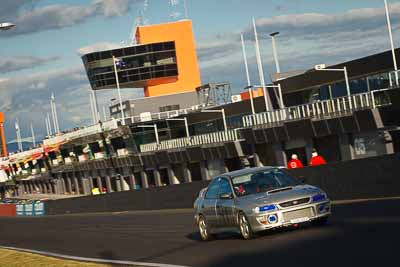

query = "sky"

[1,0,400,150]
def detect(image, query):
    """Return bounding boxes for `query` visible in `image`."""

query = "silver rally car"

[194,167,331,240]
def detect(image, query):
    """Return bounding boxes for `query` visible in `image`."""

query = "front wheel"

[198,215,213,241]
[239,213,254,240]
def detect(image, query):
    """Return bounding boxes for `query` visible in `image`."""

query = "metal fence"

[140,129,239,152]
[243,89,392,128]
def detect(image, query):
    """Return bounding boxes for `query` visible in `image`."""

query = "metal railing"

[140,129,239,153]
[243,90,392,128]
[126,105,205,124]
[43,119,119,146]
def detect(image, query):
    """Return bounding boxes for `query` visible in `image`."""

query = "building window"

[159,105,180,112]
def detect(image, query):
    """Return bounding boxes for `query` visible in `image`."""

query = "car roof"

[217,166,283,179]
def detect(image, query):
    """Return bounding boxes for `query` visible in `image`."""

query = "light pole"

[137,124,159,144]
[244,85,256,114]
[315,64,351,97]
[384,0,399,85]
[240,33,251,87]
[201,109,227,131]
[166,118,190,138]
[0,22,15,31]
[112,56,126,124]
[270,31,281,74]
[252,18,272,112]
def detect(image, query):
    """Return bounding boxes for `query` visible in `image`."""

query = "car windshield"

[231,169,300,197]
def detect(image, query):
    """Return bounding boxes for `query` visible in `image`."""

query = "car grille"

[279,197,310,208]
[283,208,313,222]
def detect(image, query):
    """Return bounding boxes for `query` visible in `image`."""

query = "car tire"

[239,212,254,240]
[198,215,213,241]
[312,216,328,226]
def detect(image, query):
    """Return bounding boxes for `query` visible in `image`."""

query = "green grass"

[0,248,112,267]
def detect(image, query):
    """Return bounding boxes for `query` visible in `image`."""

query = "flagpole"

[30,123,36,147]
[89,93,96,124]
[103,105,107,121]
[93,90,101,122]
[253,17,272,111]
[50,94,57,134]
[47,113,52,136]
[45,115,50,137]
[53,95,60,133]
[112,55,126,125]
[15,118,23,152]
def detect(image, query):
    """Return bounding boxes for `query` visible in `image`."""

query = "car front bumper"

[248,200,331,232]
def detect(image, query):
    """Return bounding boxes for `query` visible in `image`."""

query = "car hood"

[237,184,323,207]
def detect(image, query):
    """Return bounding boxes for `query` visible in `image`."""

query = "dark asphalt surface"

[0,199,399,267]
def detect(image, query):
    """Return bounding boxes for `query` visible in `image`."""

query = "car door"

[216,177,236,227]
[201,178,220,228]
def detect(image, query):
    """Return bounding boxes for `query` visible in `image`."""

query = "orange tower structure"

[135,20,201,97]
[0,112,7,157]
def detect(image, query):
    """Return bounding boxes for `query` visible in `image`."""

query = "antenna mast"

[130,0,150,46]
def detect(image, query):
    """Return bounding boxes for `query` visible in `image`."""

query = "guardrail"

[140,129,239,152]
[243,89,392,128]
[44,119,119,146]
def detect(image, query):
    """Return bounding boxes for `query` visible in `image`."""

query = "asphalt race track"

[0,198,399,267]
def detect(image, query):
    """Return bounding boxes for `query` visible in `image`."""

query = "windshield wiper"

[266,186,293,194]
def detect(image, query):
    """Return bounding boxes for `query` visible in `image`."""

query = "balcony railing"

[140,129,239,153]
[243,89,392,128]
[44,119,119,146]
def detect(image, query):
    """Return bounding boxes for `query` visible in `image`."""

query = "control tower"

[81,20,201,98]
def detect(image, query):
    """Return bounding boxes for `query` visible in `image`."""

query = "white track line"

[332,196,400,205]
[0,246,190,267]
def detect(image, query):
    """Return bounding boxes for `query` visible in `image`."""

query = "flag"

[114,58,127,69]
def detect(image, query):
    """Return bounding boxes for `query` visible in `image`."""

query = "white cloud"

[0,56,60,73]
[1,0,141,37]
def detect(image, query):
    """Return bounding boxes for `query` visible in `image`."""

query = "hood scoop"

[267,186,293,194]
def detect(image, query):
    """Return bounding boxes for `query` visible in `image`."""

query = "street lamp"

[112,55,126,125]
[270,31,281,74]
[166,118,190,138]
[314,64,351,97]
[201,109,227,131]
[136,124,159,144]
[0,22,15,31]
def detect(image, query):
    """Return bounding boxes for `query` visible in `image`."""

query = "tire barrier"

[45,153,400,215]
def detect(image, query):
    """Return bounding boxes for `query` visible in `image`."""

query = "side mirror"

[219,192,233,200]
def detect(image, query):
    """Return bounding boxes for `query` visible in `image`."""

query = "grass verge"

[0,248,111,267]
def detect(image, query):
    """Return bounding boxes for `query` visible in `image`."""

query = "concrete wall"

[45,154,400,215]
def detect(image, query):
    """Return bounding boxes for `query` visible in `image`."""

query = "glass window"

[219,179,232,195]
[368,73,390,91]
[331,81,348,98]
[205,179,220,199]
[350,78,368,94]
[232,169,300,197]
[319,85,331,100]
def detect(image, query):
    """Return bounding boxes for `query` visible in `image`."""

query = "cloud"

[1,0,141,37]
[243,4,400,41]
[77,42,123,56]
[0,65,142,149]
[0,56,60,73]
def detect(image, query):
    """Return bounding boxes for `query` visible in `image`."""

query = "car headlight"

[312,193,327,202]
[253,204,277,213]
